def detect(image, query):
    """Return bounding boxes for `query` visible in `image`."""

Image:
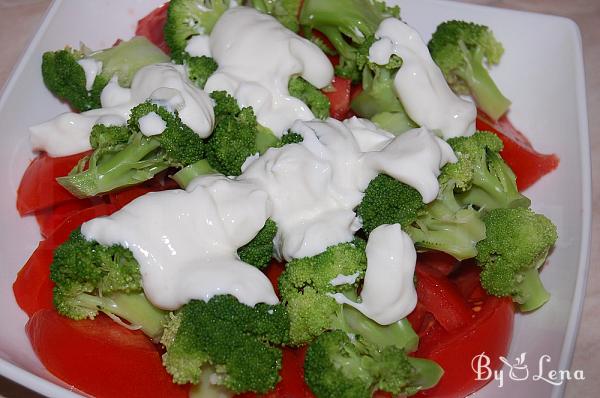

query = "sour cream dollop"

[369,18,476,139]
[204,7,334,136]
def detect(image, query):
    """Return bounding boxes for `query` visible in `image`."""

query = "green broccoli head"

[50,229,166,339]
[165,0,231,63]
[278,131,304,146]
[161,295,289,393]
[237,219,277,268]
[41,37,168,112]
[357,174,425,235]
[89,124,131,150]
[304,330,443,398]
[428,20,510,120]
[288,76,331,119]
[250,0,302,32]
[185,55,218,89]
[299,0,399,81]
[476,207,558,311]
[442,131,530,210]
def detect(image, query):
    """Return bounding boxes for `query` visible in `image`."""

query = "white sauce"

[204,7,333,136]
[138,112,167,136]
[330,272,361,287]
[30,63,215,157]
[100,76,132,108]
[82,175,278,310]
[343,117,395,152]
[185,34,212,57]
[330,224,418,325]
[369,18,476,139]
[77,58,102,91]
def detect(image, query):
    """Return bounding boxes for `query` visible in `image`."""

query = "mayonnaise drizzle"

[330,224,418,325]
[369,18,476,139]
[204,7,334,136]
[77,58,102,91]
[185,34,212,58]
[81,175,278,310]
[30,64,214,157]
[138,112,167,136]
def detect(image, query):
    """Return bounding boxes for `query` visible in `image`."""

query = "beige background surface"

[0,0,597,397]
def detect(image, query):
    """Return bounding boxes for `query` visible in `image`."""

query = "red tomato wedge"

[13,203,118,316]
[35,197,106,238]
[16,152,90,215]
[323,77,352,120]
[109,172,179,209]
[27,310,189,398]
[476,113,559,191]
[136,2,170,54]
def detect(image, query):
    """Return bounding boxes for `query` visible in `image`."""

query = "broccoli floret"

[278,131,304,146]
[250,0,302,32]
[428,20,510,120]
[57,102,204,198]
[304,330,443,398]
[358,174,486,260]
[161,295,289,393]
[288,76,330,119]
[206,91,278,176]
[41,37,168,112]
[50,229,167,340]
[443,131,530,210]
[299,0,399,81]
[476,208,557,311]
[185,55,218,89]
[165,0,231,63]
[237,219,277,268]
[172,159,217,188]
[89,124,130,149]
[279,240,419,349]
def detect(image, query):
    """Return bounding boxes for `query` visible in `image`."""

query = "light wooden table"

[0,0,597,397]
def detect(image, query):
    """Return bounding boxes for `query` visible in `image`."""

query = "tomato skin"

[135,2,170,54]
[476,113,559,191]
[13,203,118,317]
[35,197,106,238]
[414,297,514,398]
[27,310,189,398]
[324,77,352,120]
[17,152,90,215]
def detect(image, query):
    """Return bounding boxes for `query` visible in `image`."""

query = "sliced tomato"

[413,297,514,398]
[35,197,106,238]
[264,260,286,298]
[16,152,90,215]
[417,251,459,276]
[13,203,118,317]
[476,113,559,191]
[136,2,170,54]
[323,77,352,120]
[27,310,188,398]
[109,171,179,209]
[414,265,473,331]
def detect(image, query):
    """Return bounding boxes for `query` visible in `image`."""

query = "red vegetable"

[135,2,170,54]
[27,309,189,398]
[476,113,559,191]
[109,172,179,209]
[16,152,90,215]
[323,76,352,120]
[35,197,106,238]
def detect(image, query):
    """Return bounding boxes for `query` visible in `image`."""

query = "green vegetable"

[288,76,331,119]
[50,229,167,340]
[185,55,218,89]
[41,37,168,112]
[161,295,289,393]
[250,0,302,31]
[476,208,557,311]
[428,20,510,120]
[57,102,204,198]
[237,219,277,268]
[304,330,443,398]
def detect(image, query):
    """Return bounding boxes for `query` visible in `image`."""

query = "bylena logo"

[471,352,585,388]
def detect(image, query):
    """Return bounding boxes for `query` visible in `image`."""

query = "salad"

[12,1,562,397]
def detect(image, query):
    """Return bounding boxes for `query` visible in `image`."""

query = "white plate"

[0,0,591,397]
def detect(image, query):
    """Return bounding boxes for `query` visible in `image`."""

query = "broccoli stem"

[371,112,418,135]
[57,136,169,198]
[255,125,280,154]
[407,357,445,391]
[189,366,234,398]
[172,159,217,188]
[75,292,167,341]
[458,47,511,121]
[518,268,550,312]
[351,68,403,118]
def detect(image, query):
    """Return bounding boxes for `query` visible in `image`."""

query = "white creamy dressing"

[330,224,418,325]
[330,272,361,287]
[77,58,103,91]
[82,175,278,310]
[369,18,476,139]
[185,34,212,57]
[204,7,334,136]
[138,112,167,136]
[30,64,214,157]
[343,117,395,152]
